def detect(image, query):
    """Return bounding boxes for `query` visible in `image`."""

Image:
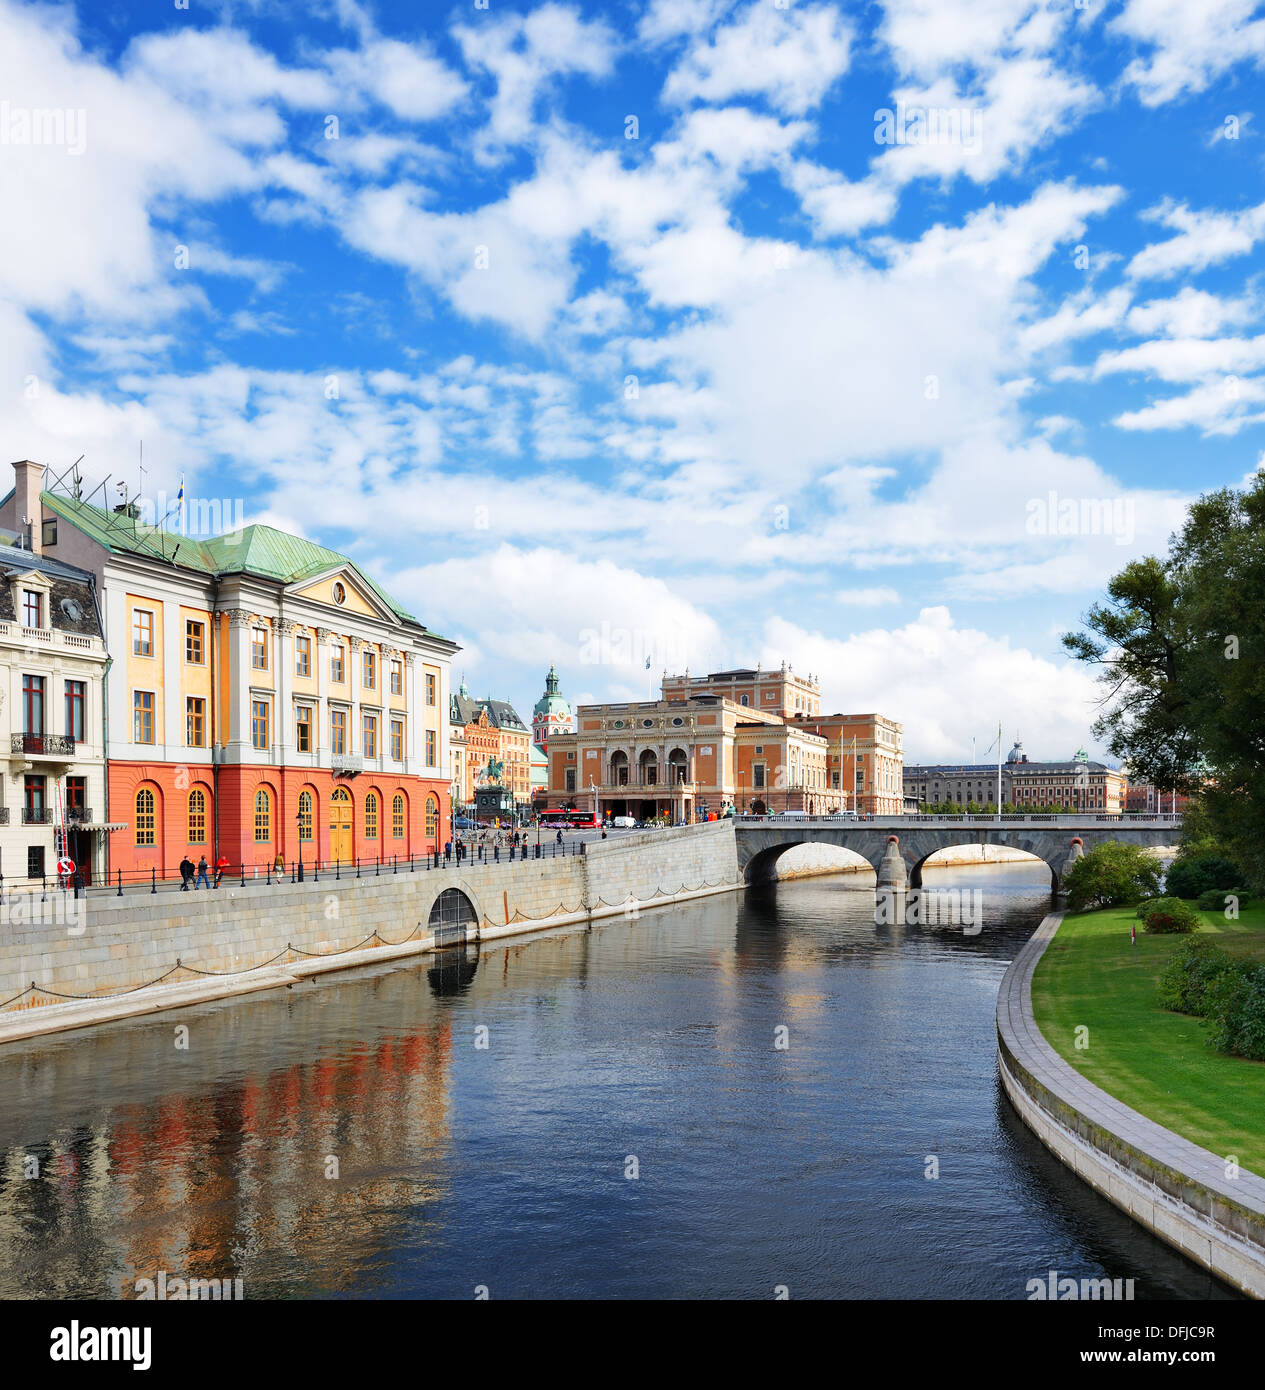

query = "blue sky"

[4,0,1265,761]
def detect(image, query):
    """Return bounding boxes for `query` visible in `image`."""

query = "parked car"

[612,815,639,828]
[452,816,480,829]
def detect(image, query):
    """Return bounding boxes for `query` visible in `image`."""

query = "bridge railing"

[733,813,1182,827]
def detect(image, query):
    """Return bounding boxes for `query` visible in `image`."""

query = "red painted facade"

[108,760,449,881]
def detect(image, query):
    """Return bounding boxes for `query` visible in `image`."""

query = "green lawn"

[1031,904,1265,1178]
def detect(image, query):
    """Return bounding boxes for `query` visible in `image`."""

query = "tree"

[1063,472,1265,890]
[1062,841,1163,912]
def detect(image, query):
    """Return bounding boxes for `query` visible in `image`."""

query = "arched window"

[425,795,438,838]
[365,791,379,839]
[297,790,313,841]
[254,787,271,842]
[188,788,207,844]
[392,793,405,839]
[135,787,155,845]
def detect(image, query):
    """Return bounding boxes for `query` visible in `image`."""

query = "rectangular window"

[65,776,86,814]
[753,764,766,789]
[425,728,436,765]
[565,769,576,792]
[27,845,44,879]
[22,590,41,627]
[363,650,376,690]
[185,619,204,664]
[363,713,378,759]
[24,775,46,820]
[295,634,311,678]
[186,696,206,748]
[133,691,154,744]
[251,699,269,750]
[390,659,403,696]
[64,680,85,742]
[425,672,436,706]
[391,718,404,761]
[331,644,344,684]
[22,674,45,736]
[132,609,153,656]
[296,705,312,753]
[251,627,268,670]
[41,518,56,548]
[331,708,346,756]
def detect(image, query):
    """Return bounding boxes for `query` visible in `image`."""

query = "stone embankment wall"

[0,821,741,1040]
[998,911,1265,1298]
[775,841,1043,881]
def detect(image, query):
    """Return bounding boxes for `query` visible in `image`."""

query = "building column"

[275,618,293,767]
[224,608,252,760]
[315,627,331,760]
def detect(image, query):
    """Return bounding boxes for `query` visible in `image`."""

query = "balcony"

[65,806,93,824]
[0,808,9,824]
[332,753,363,778]
[11,733,77,758]
[22,807,53,824]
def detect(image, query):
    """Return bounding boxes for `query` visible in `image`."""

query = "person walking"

[556,828,563,846]
[444,839,452,863]
[179,856,195,891]
[195,855,211,890]
[213,855,228,889]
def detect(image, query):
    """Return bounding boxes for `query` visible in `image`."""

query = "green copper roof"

[37,491,435,633]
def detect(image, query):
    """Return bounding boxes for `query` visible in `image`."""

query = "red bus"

[538,807,598,829]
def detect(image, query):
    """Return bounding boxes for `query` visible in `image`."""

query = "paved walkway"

[999,911,1265,1294]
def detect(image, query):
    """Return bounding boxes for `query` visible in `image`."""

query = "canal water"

[0,863,1238,1300]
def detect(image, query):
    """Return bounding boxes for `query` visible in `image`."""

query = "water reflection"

[0,863,1240,1300]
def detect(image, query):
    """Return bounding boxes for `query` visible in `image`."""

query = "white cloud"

[836,587,901,606]
[1126,286,1260,338]
[452,3,618,159]
[1127,199,1265,280]
[663,2,853,115]
[1111,0,1265,106]
[762,606,1107,762]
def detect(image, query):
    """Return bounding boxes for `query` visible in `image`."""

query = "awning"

[75,822,129,832]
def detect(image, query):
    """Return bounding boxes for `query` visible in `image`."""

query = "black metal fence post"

[117,869,123,897]
[150,867,156,895]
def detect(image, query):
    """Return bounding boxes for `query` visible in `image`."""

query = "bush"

[1140,897,1201,934]
[1064,842,1164,912]
[1164,853,1242,900]
[1136,897,1169,920]
[1203,961,1265,1061]
[1159,938,1236,1015]
[1195,887,1250,913]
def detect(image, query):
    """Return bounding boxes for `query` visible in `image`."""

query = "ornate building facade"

[0,462,456,877]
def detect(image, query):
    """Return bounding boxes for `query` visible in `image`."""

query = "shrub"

[1136,897,1168,920]
[1203,961,1265,1061]
[1195,887,1250,913]
[1158,938,1234,1015]
[1164,853,1242,900]
[1064,842,1164,912]
[1140,897,1201,934]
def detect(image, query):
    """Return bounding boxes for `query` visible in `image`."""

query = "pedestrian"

[556,828,563,845]
[214,855,228,888]
[179,855,194,891]
[195,855,211,890]
[274,851,285,880]
[601,827,607,840]
[444,839,452,863]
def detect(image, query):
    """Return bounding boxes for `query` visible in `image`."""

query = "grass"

[1031,903,1265,1178]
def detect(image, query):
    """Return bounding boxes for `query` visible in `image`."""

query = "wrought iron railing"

[11,733,77,756]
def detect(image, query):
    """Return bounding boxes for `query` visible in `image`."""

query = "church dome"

[533,664,572,721]
[1005,740,1028,764]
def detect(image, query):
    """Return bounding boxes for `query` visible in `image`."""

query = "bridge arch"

[910,842,1054,889]
[742,838,879,886]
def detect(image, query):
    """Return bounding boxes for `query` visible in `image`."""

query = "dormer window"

[22,590,41,627]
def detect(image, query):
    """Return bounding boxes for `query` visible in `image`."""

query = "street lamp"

[296,809,305,882]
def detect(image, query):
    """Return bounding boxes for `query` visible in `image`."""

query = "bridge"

[733,813,1182,895]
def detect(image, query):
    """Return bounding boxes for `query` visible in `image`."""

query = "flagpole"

[996,719,1002,819]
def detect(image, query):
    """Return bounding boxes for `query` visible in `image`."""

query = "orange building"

[0,465,457,878]
[448,681,531,809]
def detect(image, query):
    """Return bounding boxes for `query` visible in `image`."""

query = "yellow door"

[329,787,353,864]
